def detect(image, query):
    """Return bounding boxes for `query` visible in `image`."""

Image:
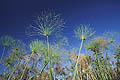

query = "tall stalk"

[46,36,53,80]
[38,62,49,79]
[26,10,65,79]
[0,35,13,64]
[0,47,6,63]
[73,40,84,80]
[54,61,57,80]
[2,63,7,74]
[73,25,95,80]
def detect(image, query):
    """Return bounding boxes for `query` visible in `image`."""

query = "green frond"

[0,35,14,47]
[29,39,45,54]
[102,31,120,44]
[51,48,61,59]
[11,40,26,56]
[87,37,108,54]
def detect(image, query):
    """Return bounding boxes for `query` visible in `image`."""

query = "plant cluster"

[0,10,120,80]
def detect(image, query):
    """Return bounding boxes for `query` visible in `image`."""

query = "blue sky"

[0,0,120,48]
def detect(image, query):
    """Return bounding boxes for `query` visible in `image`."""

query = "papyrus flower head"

[27,10,65,37]
[0,35,14,47]
[74,24,95,40]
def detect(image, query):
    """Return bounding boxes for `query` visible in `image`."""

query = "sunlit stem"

[38,62,49,79]
[92,69,97,80]
[0,47,6,63]
[87,73,88,80]
[28,76,33,80]
[46,36,53,80]
[20,52,34,80]
[73,40,84,80]
[47,36,50,57]
[54,62,57,80]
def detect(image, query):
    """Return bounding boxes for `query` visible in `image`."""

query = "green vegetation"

[0,10,120,80]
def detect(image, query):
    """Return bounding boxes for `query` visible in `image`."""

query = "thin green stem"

[101,56,112,80]
[8,60,20,80]
[54,62,57,80]
[38,62,48,79]
[47,36,49,56]
[95,52,106,80]
[28,76,33,80]
[19,52,34,80]
[73,40,84,80]
[32,60,36,68]
[46,36,53,80]
[2,64,7,74]
[0,47,6,64]
[5,64,10,75]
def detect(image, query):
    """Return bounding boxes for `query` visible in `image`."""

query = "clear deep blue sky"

[0,0,120,48]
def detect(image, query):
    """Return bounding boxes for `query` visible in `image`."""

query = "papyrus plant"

[73,24,95,80]
[114,44,120,79]
[0,35,14,64]
[87,36,112,80]
[20,39,45,80]
[25,10,65,80]
[8,40,26,80]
